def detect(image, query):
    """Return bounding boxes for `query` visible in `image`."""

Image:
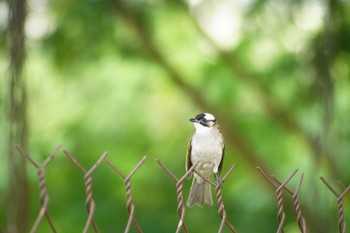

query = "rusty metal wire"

[105,156,147,233]
[214,164,237,233]
[16,145,350,233]
[157,160,237,233]
[156,160,200,233]
[16,145,61,233]
[63,150,109,233]
[320,177,350,233]
[257,167,307,233]
[193,165,237,233]
[271,173,307,233]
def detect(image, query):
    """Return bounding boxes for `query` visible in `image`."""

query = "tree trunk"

[6,0,29,232]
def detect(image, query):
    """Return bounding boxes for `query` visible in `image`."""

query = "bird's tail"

[187,177,213,207]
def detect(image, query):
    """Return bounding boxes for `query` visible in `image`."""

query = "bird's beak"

[189,118,197,123]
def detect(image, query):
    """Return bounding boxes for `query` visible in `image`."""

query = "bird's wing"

[218,144,225,176]
[185,140,193,179]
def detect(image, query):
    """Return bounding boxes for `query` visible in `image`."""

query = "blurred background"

[1,0,350,232]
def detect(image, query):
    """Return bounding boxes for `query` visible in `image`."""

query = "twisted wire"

[124,176,135,233]
[16,145,61,233]
[217,164,237,233]
[271,173,307,233]
[194,164,237,233]
[320,177,349,233]
[337,198,346,233]
[64,150,108,233]
[105,156,147,233]
[257,167,298,233]
[156,159,197,233]
[19,146,350,233]
[292,174,307,233]
[275,186,285,233]
[338,184,350,233]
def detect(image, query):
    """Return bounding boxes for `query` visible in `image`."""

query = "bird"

[186,113,225,207]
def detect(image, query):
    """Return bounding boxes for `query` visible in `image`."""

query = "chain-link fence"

[12,145,350,233]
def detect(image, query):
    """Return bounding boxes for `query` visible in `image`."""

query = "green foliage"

[1,0,350,232]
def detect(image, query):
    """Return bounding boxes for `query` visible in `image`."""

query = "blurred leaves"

[1,0,350,232]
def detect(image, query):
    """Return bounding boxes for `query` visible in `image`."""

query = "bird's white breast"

[190,126,223,175]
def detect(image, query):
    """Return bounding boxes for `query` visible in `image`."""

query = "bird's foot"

[214,173,223,187]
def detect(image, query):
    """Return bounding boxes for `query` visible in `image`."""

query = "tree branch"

[175,0,340,179]
[113,0,273,185]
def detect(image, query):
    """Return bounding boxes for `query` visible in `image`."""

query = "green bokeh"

[2,0,350,232]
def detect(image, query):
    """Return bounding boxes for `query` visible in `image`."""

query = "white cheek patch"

[207,121,215,127]
[194,122,211,132]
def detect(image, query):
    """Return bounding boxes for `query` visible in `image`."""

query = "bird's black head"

[189,113,216,127]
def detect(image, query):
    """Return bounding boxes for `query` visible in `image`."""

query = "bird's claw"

[214,173,223,187]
